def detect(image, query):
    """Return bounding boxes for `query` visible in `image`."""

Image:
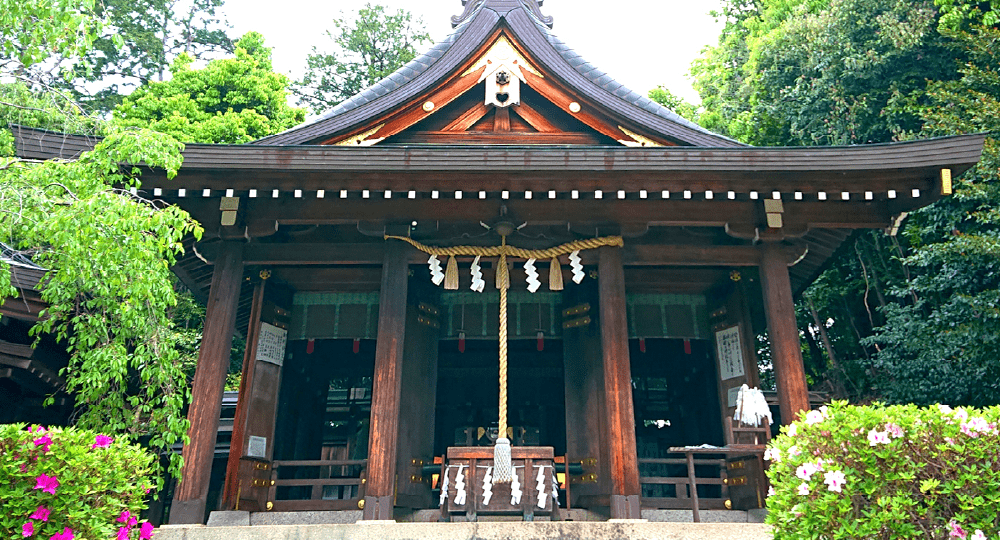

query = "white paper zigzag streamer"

[510,465,522,505]
[439,466,450,506]
[551,466,560,507]
[454,465,467,506]
[429,255,444,286]
[536,465,548,508]
[482,466,494,506]
[524,258,540,293]
[569,250,585,284]
[471,255,485,293]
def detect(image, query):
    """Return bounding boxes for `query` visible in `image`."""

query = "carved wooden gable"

[323,31,673,147]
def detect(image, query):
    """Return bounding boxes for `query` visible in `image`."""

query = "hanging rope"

[494,240,513,483]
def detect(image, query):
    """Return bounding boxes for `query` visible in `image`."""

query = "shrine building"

[14,0,984,526]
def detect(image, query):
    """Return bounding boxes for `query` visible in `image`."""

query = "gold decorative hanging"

[386,233,623,483]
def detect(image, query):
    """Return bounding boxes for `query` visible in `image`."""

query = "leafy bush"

[765,402,1000,539]
[1,424,156,539]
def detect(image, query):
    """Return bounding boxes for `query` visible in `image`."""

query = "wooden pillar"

[363,240,409,520]
[759,243,809,424]
[598,246,641,519]
[222,277,275,510]
[170,242,244,524]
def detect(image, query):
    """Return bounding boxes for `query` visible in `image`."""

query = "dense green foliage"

[75,0,233,112]
[114,32,305,143]
[294,3,432,114]
[765,402,1000,539]
[1,424,156,539]
[647,86,699,122]
[0,0,99,73]
[692,0,1000,406]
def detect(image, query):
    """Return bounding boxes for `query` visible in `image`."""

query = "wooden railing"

[638,456,731,510]
[265,459,367,512]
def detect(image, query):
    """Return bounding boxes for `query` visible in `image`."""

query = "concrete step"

[155,521,772,540]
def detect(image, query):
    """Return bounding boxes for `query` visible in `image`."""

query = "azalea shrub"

[0,424,156,539]
[765,402,1000,539]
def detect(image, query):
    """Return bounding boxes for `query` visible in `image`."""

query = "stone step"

[155,521,772,540]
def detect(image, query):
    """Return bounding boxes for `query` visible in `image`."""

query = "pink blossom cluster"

[19,427,147,540]
[949,520,990,540]
[960,416,998,438]
[117,511,154,540]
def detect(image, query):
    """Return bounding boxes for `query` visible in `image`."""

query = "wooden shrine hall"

[14,0,984,526]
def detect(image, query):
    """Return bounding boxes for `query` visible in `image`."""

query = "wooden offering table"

[443,446,557,522]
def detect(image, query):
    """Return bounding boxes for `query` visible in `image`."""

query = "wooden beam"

[387,131,605,145]
[758,243,810,424]
[236,242,806,268]
[171,241,244,524]
[225,199,893,233]
[598,246,642,518]
[363,241,409,520]
[493,107,510,132]
[512,101,558,132]
[442,102,491,132]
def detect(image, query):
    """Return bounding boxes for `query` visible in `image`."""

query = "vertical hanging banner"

[257,322,288,366]
[715,325,745,380]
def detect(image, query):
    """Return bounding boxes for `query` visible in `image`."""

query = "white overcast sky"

[224,0,724,104]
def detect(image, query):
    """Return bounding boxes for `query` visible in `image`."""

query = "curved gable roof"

[256,0,742,147]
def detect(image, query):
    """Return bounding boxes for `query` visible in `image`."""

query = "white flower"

[797,482,810,496]
[764,447,781,463]
[787,445,801,457]
[970,530,986,540]
[796,462,821,481]
[805,410,824,425]
[868,429,890,446]
[938,404,953,414]
[787,423,798,437]
[767,486,776,497]
[824,470,846,492]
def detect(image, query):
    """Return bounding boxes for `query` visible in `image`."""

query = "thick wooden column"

[170,242,244,524]
[759,243,810,424]
[363,241,409,520]
[598,246,642,519]
[222,278,266,510]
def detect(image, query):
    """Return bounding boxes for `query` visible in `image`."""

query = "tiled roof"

[255,0,742,147]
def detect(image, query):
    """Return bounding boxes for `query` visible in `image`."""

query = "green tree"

[1,0,203,481]
[76,0,233,114]
[294,3,433,114]
[113,32,305,144]
[647,86,700,123]
[864,21,1000,406]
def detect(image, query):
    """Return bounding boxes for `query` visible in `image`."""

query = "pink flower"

[33,435,52,452]
[797,482,810,495]
[788,445,801,457]
[886,423,904,438]
[30,506,50,521]
[804,410,824,425]
[824,470,846,492]
[140,522,154,540]
[22,522,34,538]
[28,426,47,434]
[117,527,130,540]
[796,462,821,481]
[971,531,987,540]
[92,435,113,449]
[34,474,59,495]
[49,528,74,540]
[129,516,138,528]
[954,409,969,422]
[868,429,890,446]
[950,521,968,539]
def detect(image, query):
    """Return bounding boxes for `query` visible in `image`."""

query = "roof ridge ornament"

[452,0,553,29]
